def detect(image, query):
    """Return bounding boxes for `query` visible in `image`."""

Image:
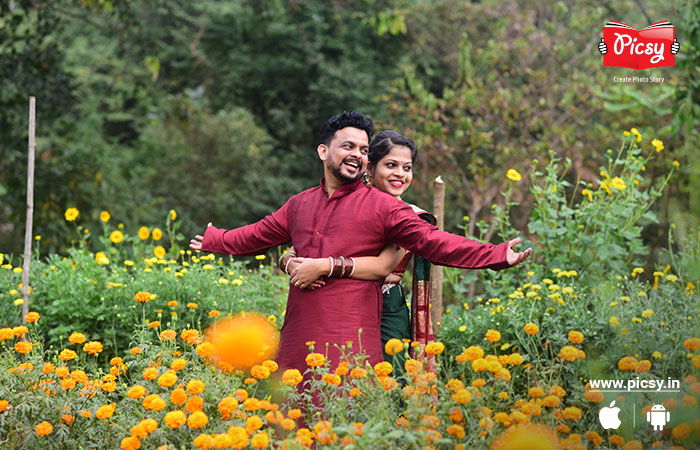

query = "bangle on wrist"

[328,257,334,277]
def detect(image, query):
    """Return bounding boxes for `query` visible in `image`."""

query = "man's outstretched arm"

[385,202,531,270]
[189,201,292,256]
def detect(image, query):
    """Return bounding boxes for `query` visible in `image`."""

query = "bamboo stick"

[430,176,445,334]
[22,97,36,322]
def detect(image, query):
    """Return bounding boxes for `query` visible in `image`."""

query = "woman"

[282,130,437,375]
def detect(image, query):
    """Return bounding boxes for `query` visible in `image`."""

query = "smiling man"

[190,111,531,376]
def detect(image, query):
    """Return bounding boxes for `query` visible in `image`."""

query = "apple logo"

[599,400,622,429]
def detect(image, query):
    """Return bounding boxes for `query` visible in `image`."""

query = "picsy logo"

[598,21,680,70]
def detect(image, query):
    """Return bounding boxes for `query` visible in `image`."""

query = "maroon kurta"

[201,178,510,373]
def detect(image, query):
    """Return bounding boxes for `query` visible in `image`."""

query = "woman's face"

[369,145,413,198]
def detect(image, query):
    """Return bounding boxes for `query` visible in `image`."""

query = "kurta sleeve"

[384,201,510,270]
[200,199,292,256]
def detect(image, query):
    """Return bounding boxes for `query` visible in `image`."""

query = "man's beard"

[328,157,364,184]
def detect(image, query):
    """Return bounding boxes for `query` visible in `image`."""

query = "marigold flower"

[187,379,205,395]
[14,341,32,354]
[683,337,700,351]
[69,332,88,346]
[110,230,124,244]
[280,418,296,430]
[452,389,472,404]
[64,207,79,222]
[635,359,652,373]
[180,329,201,345]
[567,330,583,344]
[127,385,146,399]
[506,169,522,181]
[617,356,639,371]
[558,345,584,362]
[322,373,341,386]
[193,434,213,450]
[425,341,445,355]
[280,368,302,386]
[305,353,326,367]
[187,411,209,429]
[609,434,625,446]
[374,361,393,376]
[159,329,176,341]
[134,291,151,303]
[313,420,338,445]
[485,329,501,343]
[138,226,150,240]
[59,348,77,361]
[96,403,116,419]
[350,367,367,379]
[186,396,204,413]
[196,342,215,358]
[228,426,249,449]
[251,432,269,449]
[528,387,545,398]
[250,365,271,380]
[13,325,28,337]
[385,338,404,355]
[24,311,40,323]
[36,421,53,436]
[523,322,539,335]
[217,396,238,419]
[0,328,14,341]
[562,406,582,420]
[157,371,177,388]
[142,394,166,411]
[164,410,187,428]
[447,424,466,439]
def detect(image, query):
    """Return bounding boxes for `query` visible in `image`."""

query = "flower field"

[1,133,699,449]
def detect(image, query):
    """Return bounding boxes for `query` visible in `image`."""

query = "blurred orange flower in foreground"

[202,312,279,371]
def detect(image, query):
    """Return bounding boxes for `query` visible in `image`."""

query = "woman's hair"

[368,130,418,166]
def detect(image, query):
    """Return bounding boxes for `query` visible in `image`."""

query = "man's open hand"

[189,222,212,251]
[506,238,532,266]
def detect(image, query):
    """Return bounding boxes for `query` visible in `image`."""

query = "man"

[190,111,531,374]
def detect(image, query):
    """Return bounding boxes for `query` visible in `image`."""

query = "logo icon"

[599,400,622,430]
[598,21,680,70]
[646,404,670,431]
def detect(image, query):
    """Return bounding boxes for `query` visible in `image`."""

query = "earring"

[364,172,373,186]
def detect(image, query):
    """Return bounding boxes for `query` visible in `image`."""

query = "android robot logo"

[646,404,670,431]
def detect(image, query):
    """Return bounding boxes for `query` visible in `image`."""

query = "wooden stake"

[430,176,445,334]
[22,97,36,322]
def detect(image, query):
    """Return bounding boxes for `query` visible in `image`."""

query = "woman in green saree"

[282,130,437,375]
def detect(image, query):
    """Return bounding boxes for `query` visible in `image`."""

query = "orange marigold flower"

[59,349,77,361]
[280,418,296,430]
[217,396,238,419]
[0,400,10,413]
[171,358,187,371]
[335,361,350,376]
[452,389,472,404]
[305,352,326,367]
[568,330,584,344]
[134,291,151,303]
[282,369,303,386]
[159,329,176,341]
[507,353,524,365]
[449,408,464,423]
[25,311,40,323]
[130,346,142,355]
[120,436,141,450]
[69,332,86,344]
[617,356,639,371]
[374,361,393,376]
[683,337,700,351]
[471,358,488,372]
[13,325,29,337]
[187,379,205,395]
[295,428,313,447]
[228,426,249,449]
[543,395,561,407]
[558,345,584,362]
[262,360,278,373]
[164,410,187,428]
[96,403,116,419]
[250,365,271,380]
[635,359,652,373]
[188,411,209,429]
[187,302,198,309]
[485,329,501,343]
[404,359,422,374]
[148,321,160,329]
[349,387,361,397]
[586,430,602,446]
[127,385,146,399]
[671,422,691,440]
[385,338,404,355]
[524,322,539,335]
[350,367,368,379]
[447,424,466,439]
[562,406,583,420]
[186,396,204,413]
[193,434,213,450]
[246,415,264,433]
[181,329,201,345]
[251,432,269,449]
[463,345,485,361]
[157,371,177,388]
[36,421,53,436]
[142,394,166,411]
[528,386,545,398]
[42,363,55,374]
[313,420,338,445]
[322,373,341,386]
[288,408,302,419]
[610,434,625,446]
[83,341,103,356]
[170,388,187,405]
[143,367,159,380]
[425,342,445,355]
[14,341,32,354]
[196,342,215,357]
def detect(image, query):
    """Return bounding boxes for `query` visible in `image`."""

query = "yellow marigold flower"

[385,338,404,355]
[14,341,32,354]
[262,360,278,373]
[0,328,13,341]
[485,329,501,343]
[25,311,40,323]
[153,246,166,259]
[187,411,209,429]
[581,188,593,202]
[617,356,639,371]
[157,371,177,388]
[609,316,619,327]
[568,330,584,344]
[425,341,445,355]
[251,432,269,449]
[524,322,539,335]
[36,420,53,436]
[169,209,177,221]
[651,138,664,152]
[543,394,561,407]
[95,252,109,265]
[138,226,150,240]
[600,180,611,195]
[110,230,124,244]
[96,403,116,419]
[506,169,522,181]
[322,373,341,386]
[673,160,680,167]
[134,291,151,303]
[181,329,201,345]
[152,227,162,241]
[558,345,584,362]
[99,211,110,222]
[374,361,393,376]
[528,386,545,398]
[305,352,326,367]
[187,379,205,395]
[562,406,582,420]
[164,410,187,428]
[610,177,626,191]
[282,369,303,386]
[170,358,186,371]
[193,434,213,450]
[64,208,79,222]
[641,309,654,318]
[228,426,249,449]
[652,351,662,359]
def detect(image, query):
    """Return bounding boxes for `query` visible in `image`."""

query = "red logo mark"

[598,21,679,70]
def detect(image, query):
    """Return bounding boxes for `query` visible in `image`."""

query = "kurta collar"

[319,177,364,199]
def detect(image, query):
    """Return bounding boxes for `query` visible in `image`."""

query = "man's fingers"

[509,238,521,247]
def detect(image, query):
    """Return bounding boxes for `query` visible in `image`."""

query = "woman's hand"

[189,222,212,251]
[289,258,328,290]
[382,272,403,285]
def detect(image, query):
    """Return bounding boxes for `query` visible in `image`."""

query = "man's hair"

[319,111,374,145]
[368,130,418,166]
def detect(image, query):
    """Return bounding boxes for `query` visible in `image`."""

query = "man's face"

[317,127,369,184]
